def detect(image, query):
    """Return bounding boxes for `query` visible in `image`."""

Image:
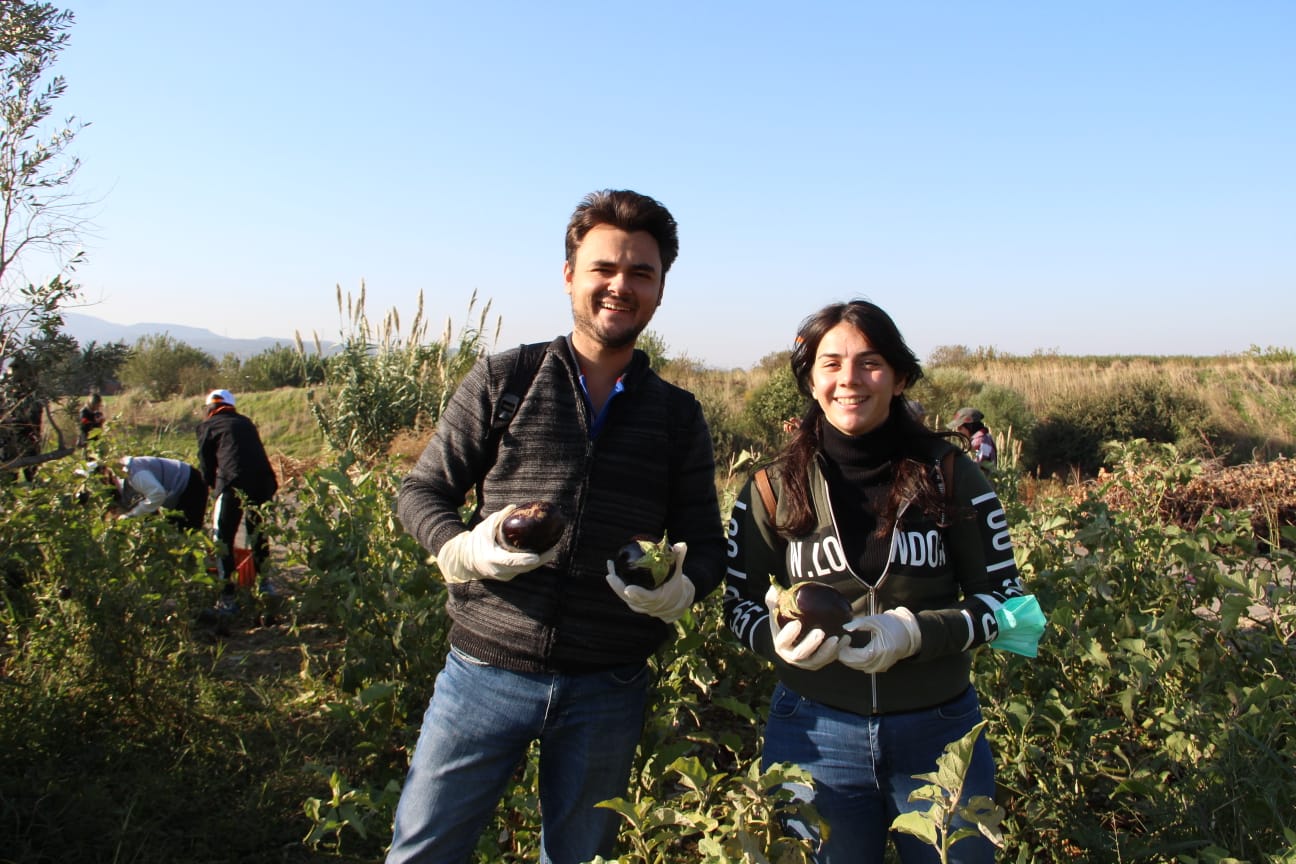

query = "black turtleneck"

[819,413,904,585]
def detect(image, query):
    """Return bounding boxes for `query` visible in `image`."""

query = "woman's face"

[810,321,905,436]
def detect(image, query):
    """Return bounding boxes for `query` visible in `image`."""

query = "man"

[951,406,998,470]
[196,389,278,604]
[388,189,726,864]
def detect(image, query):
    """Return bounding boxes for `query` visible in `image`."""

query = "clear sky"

[48,1,1296,369]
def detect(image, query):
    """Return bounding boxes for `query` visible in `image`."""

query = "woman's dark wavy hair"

[770,299,959,537]
[564,189,679,277]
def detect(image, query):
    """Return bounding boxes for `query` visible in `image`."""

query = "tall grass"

[942,354,1296,441]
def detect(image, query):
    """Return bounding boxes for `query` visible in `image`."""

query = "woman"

[724,300,1023,863]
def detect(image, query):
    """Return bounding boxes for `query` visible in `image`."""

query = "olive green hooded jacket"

[723,443,1023,715]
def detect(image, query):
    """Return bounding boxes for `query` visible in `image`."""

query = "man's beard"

[572,303,649,350]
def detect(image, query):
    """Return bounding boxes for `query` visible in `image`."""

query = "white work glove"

[837,607,922,673]
[764,585,840,670]
[434,506,559,584]
[605,541,695,623]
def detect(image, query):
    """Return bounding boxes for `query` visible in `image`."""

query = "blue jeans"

[386,646,652,864]
[763,683,996,864]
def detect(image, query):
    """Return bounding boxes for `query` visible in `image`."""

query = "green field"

[4,353,1296,863]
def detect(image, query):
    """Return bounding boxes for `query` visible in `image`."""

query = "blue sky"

[48,1,1296,369]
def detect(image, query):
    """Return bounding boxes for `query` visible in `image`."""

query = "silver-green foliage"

[891,720,1005,862]
[0,1,84,361]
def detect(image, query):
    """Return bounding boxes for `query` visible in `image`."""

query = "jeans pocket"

[605,662,650,687]
[934,685,982,723]
[768,683,803,720]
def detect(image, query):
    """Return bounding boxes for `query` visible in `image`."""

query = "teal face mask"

[991,595,1047,658]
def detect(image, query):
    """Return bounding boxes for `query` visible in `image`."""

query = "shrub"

[742,362,805,453]
[118,334,216,401]
[1023,380,1206,478]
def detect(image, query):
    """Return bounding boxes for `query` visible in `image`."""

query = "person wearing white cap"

[196,388,278,606]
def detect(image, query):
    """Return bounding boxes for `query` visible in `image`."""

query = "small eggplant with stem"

[612,535,678,589]
[773,582,854,639]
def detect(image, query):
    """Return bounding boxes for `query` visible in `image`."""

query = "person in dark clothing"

[196,389,277,602]
[77,392,105,447]
[386,190,726,864]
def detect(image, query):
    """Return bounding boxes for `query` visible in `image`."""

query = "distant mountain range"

[62,312,333,359]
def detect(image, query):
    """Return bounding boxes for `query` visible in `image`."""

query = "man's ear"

[562,261,574,296]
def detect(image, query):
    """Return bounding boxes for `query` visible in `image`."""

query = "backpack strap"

[475,341,549,511]
[754,467,778,522]
[488,342,548,439]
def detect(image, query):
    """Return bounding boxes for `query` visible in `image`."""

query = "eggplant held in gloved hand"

[435,504,561,584]
[497,501,567,553]
[772,582,854,639]
[764,584,841,670]
[605,536,695,622]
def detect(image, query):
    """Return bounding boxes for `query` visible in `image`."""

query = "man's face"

[564,224,663,352]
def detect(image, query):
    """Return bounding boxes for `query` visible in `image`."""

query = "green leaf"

[892,811,940,845]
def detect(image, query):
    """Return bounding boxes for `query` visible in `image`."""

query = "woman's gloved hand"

[836,607,921,673]
[606,542,695,622]
[435,505,559,584]
[765,585,840,670]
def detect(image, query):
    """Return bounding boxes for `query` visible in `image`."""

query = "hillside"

[62,312,336,360]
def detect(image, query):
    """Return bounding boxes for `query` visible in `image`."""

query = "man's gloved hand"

[837,607,922,673]
[764,585,839,670]
[435,506,559,584]
[605,541,695,622]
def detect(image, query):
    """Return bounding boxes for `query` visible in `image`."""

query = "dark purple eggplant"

[774,582,853,638]
[498,501,566,553]
[612,535,677,589]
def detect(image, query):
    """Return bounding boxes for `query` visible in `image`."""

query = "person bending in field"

[388,189,726,864]
[100,455,208,531]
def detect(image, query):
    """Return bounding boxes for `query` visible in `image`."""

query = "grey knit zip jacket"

[397,336,726,673]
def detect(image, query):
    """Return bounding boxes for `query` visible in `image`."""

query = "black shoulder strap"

[488,342,548,439]
[475,342,548,510]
